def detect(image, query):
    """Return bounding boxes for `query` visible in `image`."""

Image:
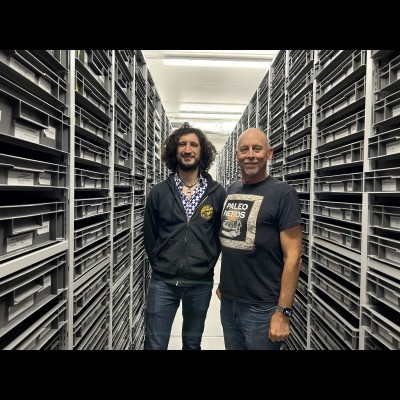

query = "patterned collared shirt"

[174,172,207,220]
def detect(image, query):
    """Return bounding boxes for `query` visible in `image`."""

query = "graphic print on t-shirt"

[220,193,263,250]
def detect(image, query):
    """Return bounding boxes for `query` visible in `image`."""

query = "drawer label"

[15,122,40,144]
[84,232,97,245]
[84,178,95,188]
[330,209,342,219]
[37,220,50,235]
[38,172,51,185]
[382,179,396,191]
[386,141,400,155]
[336,128,349,139]
[331,156,343,166]
[330,232,342,243]
[43,126,56,140]
[390,215,400,229]
[83,150,95,161]
[8,170,34,186]
[86,204,101,216]
[38,275,52,291]
[326,134,333,143]
[331,183,344,192]
[8,295,34,321]
[386,248,400,263]
[84,123,96,134]
[7,231,33,253]
[392,104,400,117]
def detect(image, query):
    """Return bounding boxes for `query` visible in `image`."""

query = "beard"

[241,162,267,178]
[177,155,200,171]
[243,167,259,176]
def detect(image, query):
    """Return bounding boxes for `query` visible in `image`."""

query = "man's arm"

[214,187,227,256]
[143,189,159,265]
[268,224,302,342]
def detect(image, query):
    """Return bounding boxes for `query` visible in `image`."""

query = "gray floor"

[168,257,225,350]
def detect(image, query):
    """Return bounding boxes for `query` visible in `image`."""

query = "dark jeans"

[220,297,283,350]
[145,277,213,350]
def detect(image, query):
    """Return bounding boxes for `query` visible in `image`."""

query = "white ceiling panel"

[142,50,278,136]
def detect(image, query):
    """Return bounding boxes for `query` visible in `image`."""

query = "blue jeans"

[220,297,283,350]
[145,277,213,350]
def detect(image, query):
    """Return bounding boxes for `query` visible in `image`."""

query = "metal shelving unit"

[217,49,400,350]
[0,50,171,350]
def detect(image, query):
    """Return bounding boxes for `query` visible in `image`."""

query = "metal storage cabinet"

[217,50,400,350]
[0,50,172,350]
[364,50,400,349]
[0,50,70,349]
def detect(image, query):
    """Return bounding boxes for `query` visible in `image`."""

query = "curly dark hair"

[161,122,217,173]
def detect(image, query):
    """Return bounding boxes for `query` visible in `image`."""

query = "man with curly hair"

[144,122,226,350]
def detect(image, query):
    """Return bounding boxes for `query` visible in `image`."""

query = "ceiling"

[141,50,278,143]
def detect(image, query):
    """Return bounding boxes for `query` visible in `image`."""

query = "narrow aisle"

[168,257,224,350]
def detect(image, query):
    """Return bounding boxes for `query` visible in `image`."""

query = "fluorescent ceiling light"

[179,112,241,120]
[172,120,237,135]
[179,103,246,113]
[163,58,270,69]
[162,50,277,57]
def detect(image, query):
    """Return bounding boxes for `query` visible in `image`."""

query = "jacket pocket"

[186,242,208,268]
[153,239,184,273]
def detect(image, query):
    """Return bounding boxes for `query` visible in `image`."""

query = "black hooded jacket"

[144,172,226,286]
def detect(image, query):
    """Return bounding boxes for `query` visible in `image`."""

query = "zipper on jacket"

[176,262,184,286]
[184,195,210,245]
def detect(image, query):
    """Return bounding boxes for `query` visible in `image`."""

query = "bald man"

[217,128,303,350]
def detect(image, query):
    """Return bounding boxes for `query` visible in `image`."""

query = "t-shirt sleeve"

[278,188,303,232]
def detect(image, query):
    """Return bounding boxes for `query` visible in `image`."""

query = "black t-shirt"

[219,176,302,303]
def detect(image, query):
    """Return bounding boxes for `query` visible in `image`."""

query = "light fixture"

[172,120,238,135]
[178,112,242,120]
[163,58,270,69]
[179,103,246,113]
